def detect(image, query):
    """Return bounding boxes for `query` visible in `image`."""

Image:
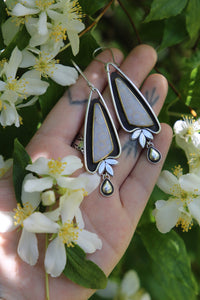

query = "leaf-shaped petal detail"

[139,132,146,148]
[105,158,118,165]
[131,129,141,140]
[98,161,106,175]
[105,164,114,176]
[143,129,154,140]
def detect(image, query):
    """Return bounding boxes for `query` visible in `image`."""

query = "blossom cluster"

[0,154,102,277]
[153,116,200,233]
[0,0,85,127]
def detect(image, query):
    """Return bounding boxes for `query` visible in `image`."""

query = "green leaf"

[139,224,198,300]
[79,0,109,15]
[13,139,32,205]
[0,24,30,60]
[0,104,41,158]
[0,0,7,24]
[186,0,200,39]
[0,0,7,50]
[179,66,200,110]
[144,0,188,22]
[64,244,107,289]
[159,15,188,50]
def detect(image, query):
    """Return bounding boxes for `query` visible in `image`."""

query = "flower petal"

[11,3,39,16]
[60,190,84,223]
[24,176,53,192]
[153,199,181,233]
[77,229,102,253]
[21,174,41,208]
[157,170,179,195]
[6,47,22,79]
[38,11,48,35]
[188,197,200,224]
[0,211,16,232]
[78,173,100,194]
[17,228,38,266]
[47,64,78,86]
[26,157,49,174]
[45,237,66,277]
[179,173,200,194]
[24,212,59,233]
[121,270,140,297]
[61,155,83,175]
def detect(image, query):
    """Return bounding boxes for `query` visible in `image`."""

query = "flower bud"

[41,190,55,206]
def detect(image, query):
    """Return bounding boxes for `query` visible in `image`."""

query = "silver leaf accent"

[131,129,141,140]
[139,132,146,148]
[98,161,106,175]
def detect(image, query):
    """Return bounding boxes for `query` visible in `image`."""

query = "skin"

[0,45,172,300]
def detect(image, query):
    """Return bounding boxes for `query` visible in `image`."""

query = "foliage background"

[1,0,200,299]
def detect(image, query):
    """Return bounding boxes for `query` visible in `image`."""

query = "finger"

[114,73,168,186]
[120,123,173,222]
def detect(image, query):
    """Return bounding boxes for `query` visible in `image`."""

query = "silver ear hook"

[92,47,120,67]
[71,60,96,91]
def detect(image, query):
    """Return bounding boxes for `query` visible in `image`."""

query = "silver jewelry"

[93,48,161,164]
[71,61,121,197]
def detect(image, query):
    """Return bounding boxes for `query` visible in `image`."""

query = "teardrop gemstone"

[100,178,114,196]
[147,146,161,163]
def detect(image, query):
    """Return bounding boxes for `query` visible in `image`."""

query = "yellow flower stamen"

[172,165,183,179]
[13,202,33,227]
[176,216,193,232]
[48,159,67,175]
[34,54,59,77]
[58,221,79,247]
[50,25,67,42]
[35,0,55,11]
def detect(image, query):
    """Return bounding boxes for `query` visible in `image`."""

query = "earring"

[93,48,162,164]
[71,61,121,197]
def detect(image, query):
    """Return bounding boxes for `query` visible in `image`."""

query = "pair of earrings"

[72,50,161,197]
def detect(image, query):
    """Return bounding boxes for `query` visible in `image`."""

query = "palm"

[0,45,172,300]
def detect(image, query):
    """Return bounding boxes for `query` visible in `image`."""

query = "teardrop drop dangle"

[100,178,114,197]
[147,146,161,164]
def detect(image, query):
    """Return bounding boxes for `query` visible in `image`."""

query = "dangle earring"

[93,48,162,164]
[71,61,121,197]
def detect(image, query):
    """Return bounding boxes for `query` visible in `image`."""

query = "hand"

[0,45,172,300]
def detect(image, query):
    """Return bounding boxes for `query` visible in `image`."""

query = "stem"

[59,0,114,54]
[117,0,142,44]
[45,234,50,300]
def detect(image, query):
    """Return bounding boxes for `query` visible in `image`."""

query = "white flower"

[0,174,41,265]
[97,270,151,300]
[0,155,13,178]
[98,158,118,176]
[11,0,58,36]
[47,0,85,55]
[174,117,200,161]
[153,168,200,233]
[174,116,200,148]
[131,128,154,148]
[0,47,49,126]
[21,46,78,86]
[24,189,102,277]
[24,155,84,192]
